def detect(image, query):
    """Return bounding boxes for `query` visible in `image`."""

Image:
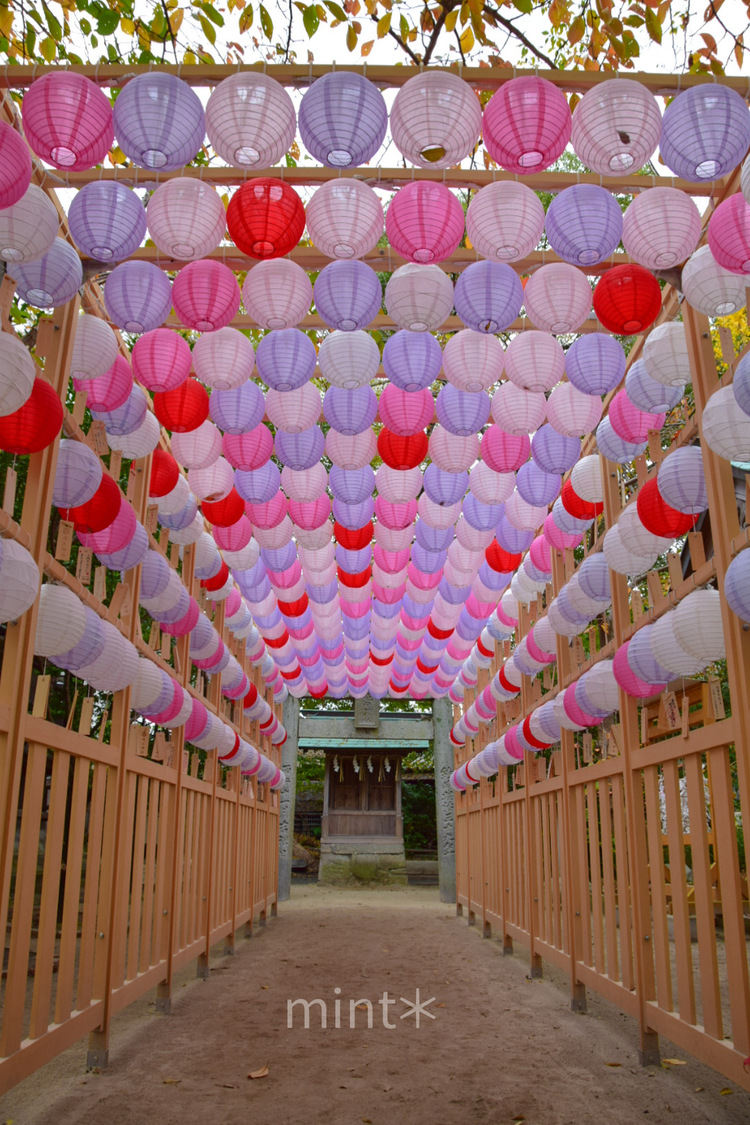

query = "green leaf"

[39,34,56,60]
[644,7,662,43]
[42,2,63,42]
[325,1,346,20]
[346,22,357,49]
[376,11,391,36]
[24,27,37,56]
[96,9,120,35]
[259,3,273,37]
[197,12,216,43]
[303,4,319,35]
[513,0,533,12]
[239,5,254,32]
[195,1,225,28]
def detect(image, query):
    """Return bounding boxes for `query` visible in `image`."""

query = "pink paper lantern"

[708,192,750,276]
[378,385,434,436]
[22,72,114,170]
[385,182,464,264]
[131,328,191,393]
[483,77,571,174]
[172,260,240,332]
[0,121,32,209]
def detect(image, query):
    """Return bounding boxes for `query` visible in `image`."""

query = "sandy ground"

[3,883,750,1125]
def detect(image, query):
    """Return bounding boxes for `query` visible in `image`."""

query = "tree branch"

[160,0,179,63]
[482,4,558,68]
[423,2,456,65]
[369,13,421,65]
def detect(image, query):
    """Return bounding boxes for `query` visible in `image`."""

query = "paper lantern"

[0,330,35,418]
[650,609,706,676]
[188,456,234,502]
[0,185,58,266]
[516,462,560,507]
[564,333,625,397]
[618,502,673,556]
[274,425,324,471]
[595,415,646,464]
[546,382,601,437]
[504,331,564,394]
[0,539,39,624]
[681,245,745,318]
[531,424,580,475]
[622,188,701,270]
[384,264,454,332]
[282,462,328,501]
[153,378,209,434]
[323,386,376,436]
[93,384,147,435]
[625,359,683,414]
[735,353,750,418]
[465,181,544,263]
[305,179,383,262]
[236,462,281,505]
[13,238,82,309]
[313,260,381,332]
[268,382,322,434]
[674,588,725,662]
[62,473,121,533]
[593,264,661,334]
[377,385,431,437]
[454,261,523,335]
[130,329,189,395]
[107,411,160,460]
[613,638,663,697]
[0,120,32,209]
[68,182,146,263]
[191,328,253,395]
[481,425,530,473]
[256,328,317,392]
[378,428,428,471]
[443,330,503,394]
[69,315,119,385]
[423,464,468,507]
[146,179,226,261]
[75,620,139,691]
[725,550,750,623]
[546,185,623,266]
[609,390,664,443]
[104,261,172,334]
[375,464,421,505]
[326,428,377,470]
[390,71,482,169]
[708,193,750,276]
[23,72,113,169]
[523,264,593,335]
[319,330,379,390]
[53,439,103,509]
[206,72,295,167]
[489,382,544,437]
[641,322,690,389]
[149,449,179,498]
[469,460,515,505]
[299,72,387,167]
[483,76,571,173]
[660,85,750,182]
[602,524,657,576]
[627,623,671,687]
[701,385,750,462]
[242,259,312,330]
[570,455,604,505]
[35,584,87,658]
[78,497,137,554]
[656,446,707,514]
[385,182,464,265]
[172,260,240,333]
[571,78,661,174]
[113,73,204,170]
[171,420,222,470]
[435,385,489,437]
[382,330,442,392]
[429,427,479,473]
[227,179,305,260]
[0,378,62,455]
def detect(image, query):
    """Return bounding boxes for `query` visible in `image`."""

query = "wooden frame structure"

[0,60,747,1097]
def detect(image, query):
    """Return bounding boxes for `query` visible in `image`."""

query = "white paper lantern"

[318,330,379,389]
[188,456,234,502]
[147,179,226,261]
[168,512,204,545]
[565,574,607,618]
[443,330,503,394]
[325,428,377,470]
[553,688,586,730]
[547,599,584,639]
[266,382,322,434]
[71,314,119,381]
[504,331,565,393]
[505,491,547,532]
[0,329,36,416]
[306,179,384,259]
[579,658,619,712]
[0,539,40,625]
[157,473,190,515]
[375,464,421,504]
[171,420,223,470]
[465,181,545,263]
[622,188,701,270]
[682,246,746,318]
[617,503,674,556]
[602,524,657,576]
[162,688,194,729]
[490,382,546,436]
[428,426,479,473]
[641,323,691,388]
[570,454,604,504]
[35,584,87,657]
[192,326,255,391]
[205,73,296,167]
[131,657,165,711]
[523,264,593,335]
[571,79,662,174]
[0,184,58,264]
[469,460,516,505]
[418,493,460,530]
[701,384,750,462]
[107,410,160,460]
[384,264,454,332]
[390,71,482,169]
[75,620,140,691]
[674,588,725,662]
[546,382,602,437]
[242,260,313,330]
[281,463,328,502]
[649,609,707,676]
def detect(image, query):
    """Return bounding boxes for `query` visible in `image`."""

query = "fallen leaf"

[248,1065,270,1080]
[162,1078,181,1085]
[720,1088,733,1095]
[260,985,269,990]
[383,1085,393,1092]
[513,1117,526,1123]
[218,1084,236,1089]
[695,1087,704,1092]
[606,1062,623,1067]
[662,1058,686,1066]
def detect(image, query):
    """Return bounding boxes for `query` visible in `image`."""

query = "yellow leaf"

[162,1077,181,1084]
[568,14,585,44]
[662,1058,686,1066]
[248,1064,270,1079]
[376,11,390,36]
[169,9,184,34]
[444,10,458,31]
[720,1088,733,1095]
[605,1061,622,1067]
[459,25,474,52]
[346,23,357,49]
[39,36,56,61]
[120,17,136,35]
[109,145,127,165]
[360,38,374,55]
[183,49,197,63]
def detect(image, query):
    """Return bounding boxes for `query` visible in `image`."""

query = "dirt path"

[3,884,750,1125]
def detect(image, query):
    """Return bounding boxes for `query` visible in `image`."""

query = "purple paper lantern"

[627,622,673,684]
[595,416,647,464]
[660,85,750,182]
[323,386,378,435]
[546,184,623,266]
[733,351,750,417]
[565,334,626,396]
[209,381,265,435]
[92,385,147,436]
[256,328,317,392]
[313,260,382,331]
[531,424,581,474]
[13,237,83,309]
[454,261,524,334]
[235,461,281,504]
[382,329,443,392]
[496,516,534,555]
[516,462,562,507]
[435,385,490,437]
[298,72,387,168]
[329,465,375,504]
[274,425,325,471]
[656,446,708,513]
[104,261,173,333]
[578,553,611,601]
[463,493,504,531]
[68,182,147,263]
[724,549,750,623]
[625,359,684,413]
[113,73,205,171]
[423,464,468,506]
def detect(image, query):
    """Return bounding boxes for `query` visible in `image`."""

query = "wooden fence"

[455,302,750,1092]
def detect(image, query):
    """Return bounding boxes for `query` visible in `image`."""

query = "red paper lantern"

[281,663,302,680]
[202,488,245,527]
[265,630,290,648]
[334,521,372,550]
[485,539,522,573]
[372,652,394,666]
[377,427,428,470]
[416,656,437,673]
[636,477,699,538]
[152,377,209,434]
[63,472,122,533]
[428,620,453,640]
[278,593,309,616]
[202,560,229,590]
[226,178,305,260]
[522,715,552,750]
[243,683,259,708]
[309,685,327,699]
[593,264,662,334]
[337,566,372,588]
[560,477,603,520]
[0,378,63,455]
[149,449,179,497]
